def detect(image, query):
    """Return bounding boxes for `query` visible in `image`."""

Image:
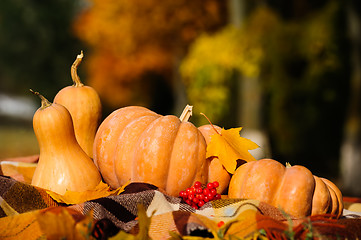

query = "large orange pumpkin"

[93,106,208,196]
[228,159,343,218]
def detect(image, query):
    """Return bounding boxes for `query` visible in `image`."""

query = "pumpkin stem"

[71,50,84,87]
[179,104,193,122]
[30,89,52,109]
[200,112,221,135]
[285,162,292,168]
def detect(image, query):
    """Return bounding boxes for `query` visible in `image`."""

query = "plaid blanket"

[1,157,361,239]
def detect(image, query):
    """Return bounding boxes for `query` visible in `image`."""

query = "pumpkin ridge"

[312,176,332,215]
[94,106,159,188]
[272,164,287,211]
[165,121,208,196]
[191,130,201,185]
[196,130,208,184]
[320,177,343,217]
[165,117,183,192]
[279,165,316,217]
[324,183,338,215]
[267,160,286,208]
[133,115,181,190]
[114,114,160,186]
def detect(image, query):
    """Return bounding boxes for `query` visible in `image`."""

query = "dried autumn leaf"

[36,208,95,240]
[47,181,129,205]
[0,161,37,184]
[206,127,259,174]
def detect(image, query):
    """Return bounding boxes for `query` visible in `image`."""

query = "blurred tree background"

[0,0,360,196]
[181,0,350,181]
[72,0,228,115]
[0,0,83,97]
[0,0,84,158]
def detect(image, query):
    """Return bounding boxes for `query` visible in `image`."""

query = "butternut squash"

[54,51,102,158]
[31,90,102,195]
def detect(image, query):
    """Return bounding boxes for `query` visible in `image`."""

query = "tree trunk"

[228,0,271,159]
[340,2,361,196]
[172,56,188,116]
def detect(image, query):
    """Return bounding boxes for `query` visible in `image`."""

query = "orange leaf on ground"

[47,181,129,205]
[206,127,259,174]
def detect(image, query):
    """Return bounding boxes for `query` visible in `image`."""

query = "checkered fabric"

[1,158,361,239]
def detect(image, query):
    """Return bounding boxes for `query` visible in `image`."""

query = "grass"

[0,124,39,160]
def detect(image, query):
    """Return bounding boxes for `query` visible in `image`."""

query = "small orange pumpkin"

[93,105,208,196]
[228,159,343,218]
[198,124,231,194]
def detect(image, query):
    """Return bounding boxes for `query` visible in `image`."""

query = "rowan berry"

[179,181,221,208]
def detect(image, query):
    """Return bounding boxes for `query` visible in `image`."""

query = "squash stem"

[71,50,84,87]
[179,104,193,122]
[30,89,52,109]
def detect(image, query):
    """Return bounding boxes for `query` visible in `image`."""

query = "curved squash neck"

[37,125,79,155]
[34,104,81,157]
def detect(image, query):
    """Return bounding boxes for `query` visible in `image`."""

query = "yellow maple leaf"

[47,181,129,205]
[206,127,259,174]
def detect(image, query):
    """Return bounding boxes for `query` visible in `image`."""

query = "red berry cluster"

[179,181,221,209]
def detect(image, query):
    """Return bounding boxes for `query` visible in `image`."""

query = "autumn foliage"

[73,0,227,109]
